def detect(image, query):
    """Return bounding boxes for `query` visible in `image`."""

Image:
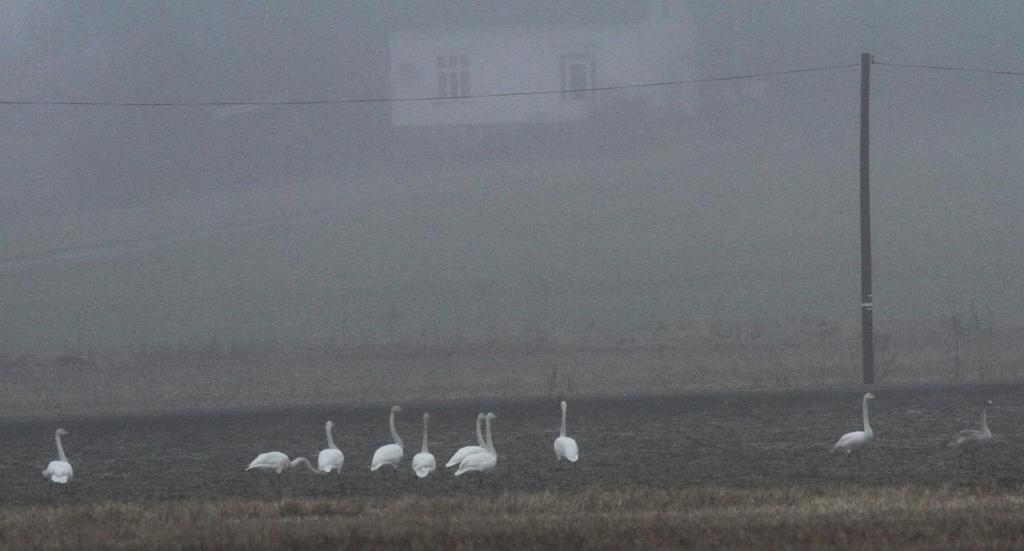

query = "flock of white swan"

[40,394,995,490]
[41,400,580,489]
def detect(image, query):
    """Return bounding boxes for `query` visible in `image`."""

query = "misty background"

[0,1,1021,413]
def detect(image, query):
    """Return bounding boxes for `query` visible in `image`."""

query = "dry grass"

[3,324,1022,418]
[5,486,1024,550]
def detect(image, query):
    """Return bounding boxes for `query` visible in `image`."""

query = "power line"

[0,63,859,107]
[874,61,1024,77]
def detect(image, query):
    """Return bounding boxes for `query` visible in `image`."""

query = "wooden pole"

[860,52,874,384]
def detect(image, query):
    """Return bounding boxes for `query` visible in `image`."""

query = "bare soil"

[2,383,1023,505]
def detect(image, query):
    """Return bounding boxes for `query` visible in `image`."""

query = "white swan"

[831,393,876,460]
[446,413,486,468]
[951,400,994,468]
[246,452,318,476]
[411,412,437,478]
[317,420,344,474]
[245,451,316,494]
[553,400,579,463]
[455,412,497,485]
[370,405,404,474]
[42,428,74,485]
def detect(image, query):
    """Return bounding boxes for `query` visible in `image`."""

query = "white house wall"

[389,20,694,127]
[638,0,697,114]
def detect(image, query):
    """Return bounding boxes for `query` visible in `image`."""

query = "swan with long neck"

[952,400,994,467]
[831,393,876,460]
[446,413,486,468]
[553,400,579,463]
[411,413,437,478]
[455,413,497,483]
[371,405,404,473]
[317,420,344,474]
[42,428,74,485]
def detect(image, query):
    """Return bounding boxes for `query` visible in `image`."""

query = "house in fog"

[387,0,696,134]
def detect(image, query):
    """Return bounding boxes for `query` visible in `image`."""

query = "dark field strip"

[3,383,1024,506]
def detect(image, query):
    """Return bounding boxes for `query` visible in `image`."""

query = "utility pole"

[860,52,874,384]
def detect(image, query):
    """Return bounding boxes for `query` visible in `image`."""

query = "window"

[560,53,595,100]
[438,54,470,98]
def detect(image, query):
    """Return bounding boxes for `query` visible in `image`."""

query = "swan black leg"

[273,475,283,499]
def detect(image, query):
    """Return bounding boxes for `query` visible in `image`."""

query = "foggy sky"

[1,1,1021,353]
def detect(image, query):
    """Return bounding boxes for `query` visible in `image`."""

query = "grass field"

[5,486,1024,549]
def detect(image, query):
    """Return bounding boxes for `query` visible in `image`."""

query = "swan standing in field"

[951,400,994,468]
[831,393,876,461]
[247,452,318,475]
[446,413,486,468]
[317,420,344,474]
[42,428,74,488]
[411,413,437,478]
[246,451,318,491]
[455,412,497,486]
[554,400,579,463]
[371,405,404,476]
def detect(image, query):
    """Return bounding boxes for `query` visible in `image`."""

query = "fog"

[0,2,1021,411]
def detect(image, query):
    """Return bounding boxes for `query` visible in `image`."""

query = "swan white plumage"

[370,405,404,474]
[42,428,73,485]
[951,400,994,468]
[246,451,318,475]
[246,451,317,495]
[446,413,486,468]
[455,412,497,484]
[553,400,579,463]
[831,393,876,460]
[411,412,437,478]
[317,420,344,474]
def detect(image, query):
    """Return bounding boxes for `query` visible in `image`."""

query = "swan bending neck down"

[455,413,497,483]
[554,400,580,463]
[247,452,319,475]
[371,405,404,473]
[317,420,345,474]
[411,413,437,478]
[42,428,74,484]
[831,393,876,459]
[952,400,994,467]
[446,413,486,468]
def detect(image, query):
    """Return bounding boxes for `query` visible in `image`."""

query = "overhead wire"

[873,61,1024,77]
[0,63,859,107]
